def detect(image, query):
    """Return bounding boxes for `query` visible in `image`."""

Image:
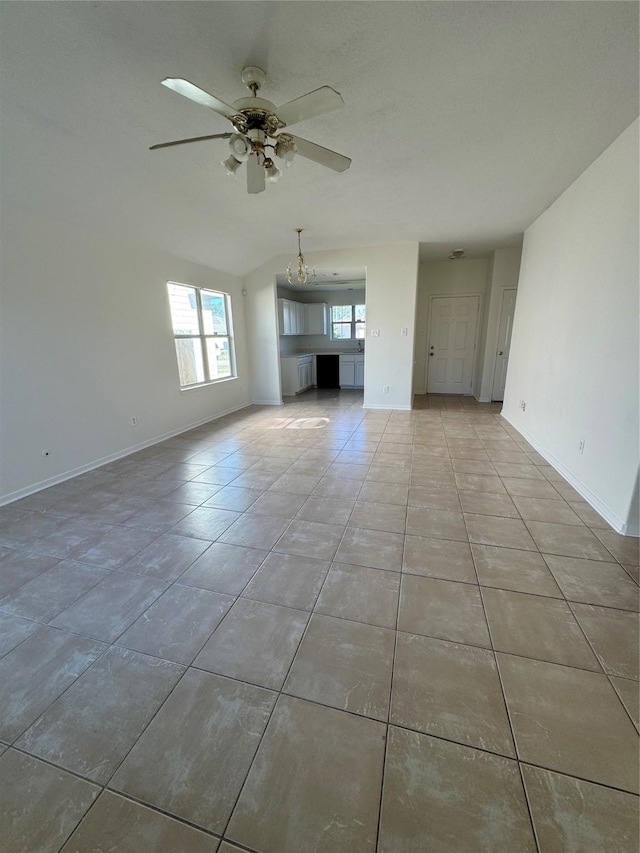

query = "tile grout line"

[215,460,359,847]
[473,566,542,852]
[2,396,638,851]
[373,508,409,852]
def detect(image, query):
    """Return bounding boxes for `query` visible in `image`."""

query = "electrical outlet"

[383,385,390,393]
[400,327,408,336]
[578,439,585,454]
[371,329,380,337]
[519,400,527,412]
[131,416,138,426]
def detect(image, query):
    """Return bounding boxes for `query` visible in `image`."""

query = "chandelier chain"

[286,227,315,285]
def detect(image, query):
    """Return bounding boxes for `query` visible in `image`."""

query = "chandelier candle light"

[287,228,316,285]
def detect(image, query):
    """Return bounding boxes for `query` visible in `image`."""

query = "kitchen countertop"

[281,350,364,358]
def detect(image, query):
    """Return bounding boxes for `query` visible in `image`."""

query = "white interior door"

[491,288,517,401]
[427,296,480,394]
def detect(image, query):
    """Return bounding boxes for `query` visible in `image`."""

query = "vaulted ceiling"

[1,1,637,274]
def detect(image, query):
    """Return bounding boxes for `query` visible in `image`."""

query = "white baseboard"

[0,401,253,507]
[501,413,638,537]
[363,403,413,411]
[250,399,283,406]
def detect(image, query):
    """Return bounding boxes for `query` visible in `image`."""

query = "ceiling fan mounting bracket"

[241,66,267,94]
[228,103,285,137]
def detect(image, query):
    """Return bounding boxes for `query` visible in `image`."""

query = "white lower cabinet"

[339,355,356,387]
[339,354,364,388]
[282,353,361,394]
[281,355,315,396]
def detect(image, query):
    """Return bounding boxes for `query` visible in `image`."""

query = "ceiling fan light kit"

[228,133,251,161]
[222,155,242,177]
[263,158,281,183]
[151,66,351,194]
[275,136,296,167]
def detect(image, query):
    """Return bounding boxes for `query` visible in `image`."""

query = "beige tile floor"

[1,389,639,852]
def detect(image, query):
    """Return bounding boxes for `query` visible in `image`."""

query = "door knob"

[497,350,504,356]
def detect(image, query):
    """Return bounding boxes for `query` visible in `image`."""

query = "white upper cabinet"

[294,301,306,335]
[278,299,292,335]
[278,299,327,336]
[306,303,327,335]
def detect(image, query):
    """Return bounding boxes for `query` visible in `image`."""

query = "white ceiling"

[1,2,637,275]
[275,267,366,291]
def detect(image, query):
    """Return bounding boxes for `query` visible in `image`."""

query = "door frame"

[490,287,517,402]
[424,293,483,395]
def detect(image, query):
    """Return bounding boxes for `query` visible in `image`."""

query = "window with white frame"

[167,282,235,388]
[331,304,366,340]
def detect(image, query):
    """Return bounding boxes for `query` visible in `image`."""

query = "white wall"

[413,259,490,395]
[242,263,284,406]
[244,244,419,410]
[503,119,639,534]
[0,210,251,502]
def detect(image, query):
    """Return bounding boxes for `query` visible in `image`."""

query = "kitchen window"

[331,304,366,340]
[167,282,235,388]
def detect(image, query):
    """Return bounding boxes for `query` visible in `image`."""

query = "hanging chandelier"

[287,228,316,285]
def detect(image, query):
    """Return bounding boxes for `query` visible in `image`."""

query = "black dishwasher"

[316,354,340,388]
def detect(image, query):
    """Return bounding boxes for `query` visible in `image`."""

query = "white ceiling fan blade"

[161,78,237,119]
[149,133,231,151]
[275,87,344,128]
[246,153,265,194]
[287,135,351,173]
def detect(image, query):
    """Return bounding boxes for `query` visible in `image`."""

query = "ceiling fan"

[150,66,352,194]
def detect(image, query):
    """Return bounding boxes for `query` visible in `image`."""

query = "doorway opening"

[276,268,367,397]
